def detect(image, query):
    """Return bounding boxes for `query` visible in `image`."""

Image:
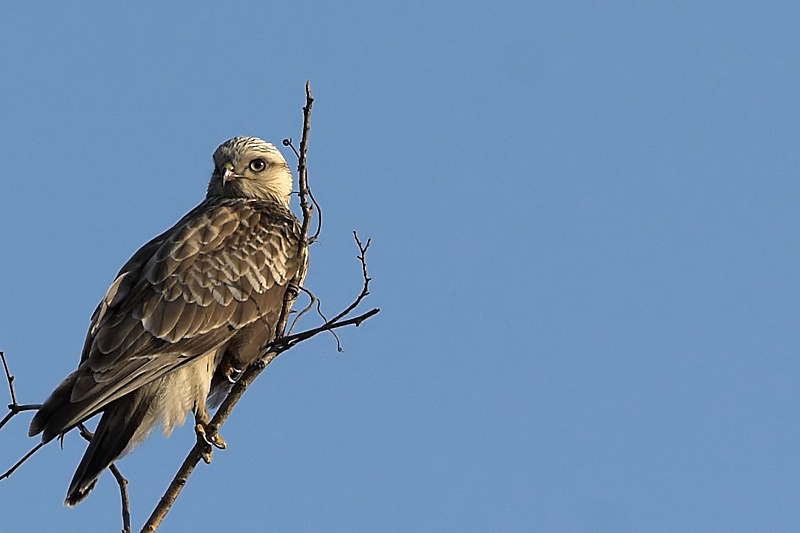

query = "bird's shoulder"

[144,198,302,286]
[84,198,303,358]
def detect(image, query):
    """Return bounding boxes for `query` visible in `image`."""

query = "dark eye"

[249,159,266,172]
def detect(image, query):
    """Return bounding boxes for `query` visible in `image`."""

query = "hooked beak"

[222,161,237,184]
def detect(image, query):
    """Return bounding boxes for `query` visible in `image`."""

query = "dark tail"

[65,391,151,506]
[29,370,82,442]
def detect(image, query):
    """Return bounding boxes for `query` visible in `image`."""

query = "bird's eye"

[249,159,267,172]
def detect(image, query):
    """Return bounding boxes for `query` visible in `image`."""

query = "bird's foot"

[217,357,245,384]
[285,282,300,299]
[195,422,227,464]
[225,365,244,384]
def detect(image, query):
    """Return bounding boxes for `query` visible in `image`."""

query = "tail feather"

[29,369,122,444]
[29,370,81,440]
[65,391,152,506]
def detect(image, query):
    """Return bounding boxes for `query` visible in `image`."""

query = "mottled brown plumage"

[29,137,306,505]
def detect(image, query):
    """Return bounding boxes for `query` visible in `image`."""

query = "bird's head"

[207,136,293,206]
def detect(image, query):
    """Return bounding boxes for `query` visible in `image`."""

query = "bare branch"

[275,308,380,353]
[308,186,323,244]
[284,148,323,248]
[1,351,19,406]
[0,351,42,432]
[298,80,315,245]
[75,424,132,533]
[0,351,41,438]
[283,82,321,246]
[288,286,321,336]
[144,443,206,531]
[0,352,47,480]
[0,405,38,433]
[281,232,375,352]
[0,442,45,481]
[326,232,373,325]
[110,465,132,533]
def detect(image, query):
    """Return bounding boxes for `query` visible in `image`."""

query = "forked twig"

[0,352,41,432]
[0,351,45,480]
[2,359,130,533]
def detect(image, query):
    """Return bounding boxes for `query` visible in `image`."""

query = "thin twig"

[294,285,337,349]
[297,80,315,246]
[110,465,132,533]
[282,234,373,351]
[326,232,372,325]
[308,188,322,244]
[282,137,300,159]
[288,286,320,335]
[284,145,323,246]
[299,286,343,350]
[0,404,40,432]
[1,351,19,406]
[141,443,205,532]
[0,351,41,432]
[281,83,317,246]
[0,442,45,481]
[275,307,380,352]
[0,352,46,479]
[264,234,379,353]
[76,424,132,533]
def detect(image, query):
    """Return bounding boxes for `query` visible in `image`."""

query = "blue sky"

[1,1,800,531]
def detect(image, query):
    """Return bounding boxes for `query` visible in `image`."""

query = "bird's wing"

[37,199,302,436]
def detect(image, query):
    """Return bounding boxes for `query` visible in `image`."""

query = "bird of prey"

[29,136,307,506]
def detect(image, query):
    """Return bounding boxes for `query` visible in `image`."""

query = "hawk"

[29,136,306,506]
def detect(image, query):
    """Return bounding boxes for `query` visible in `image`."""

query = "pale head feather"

[207,136,293,206]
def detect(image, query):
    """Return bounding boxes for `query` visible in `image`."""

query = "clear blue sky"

[1,1,799,531]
